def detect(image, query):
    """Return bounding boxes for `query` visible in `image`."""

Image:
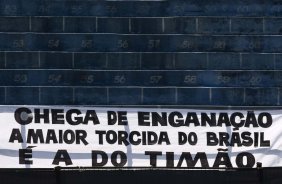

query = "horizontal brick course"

[0,1,281,17]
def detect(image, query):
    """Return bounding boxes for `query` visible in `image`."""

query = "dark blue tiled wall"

[0,0,281,106]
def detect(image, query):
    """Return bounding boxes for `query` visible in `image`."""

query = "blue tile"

[42,70,75,86]
[25,1,66,16]
[67,34,96,52]
[208,53,240,70]
[65,17,96,33]
[0,70,76,86]
[140,71,181,86]
[73,71,95,86]
[63,1,95,16]
[6,87,39,105]
[211,88,244,105]
[30,70,73,86]
[275,72,282,86]
[102,71,139,86]
[75,87,107,105]
[166,1,201,16]
[74,53,106,69]
[164,17,196,34]
[0,17,29,32]
[53,70,77,86]
[241,54,274,70]
[0,52,5,68]
[109,88,141,105]
[264,18,282,34]
[198,17,229,34]
[25,34,66,51]
[0,0,22,15]
[0,70,32,86]
[245,88,278,106]
[40,87,73,105]
[234,1,265,16]
[107,53,139,70]
[141,53,173,69]
[279,88,282,105]
[101,1,166,17]
[31,17,63,32]
[97,1,129,17]
[171,36,199,52]
[0,87,5,104]
[274,54,282,69]
[19,34,72,52]
[202,71,238,87]
[97,18,129,33]
[177,88,209,105]
[231,18,263,34]
[92,34,121,52]
[175,53,207,70]
[32,1,61,16]
[131,18,163,34]
[231,36,265,52]
[143,88,176,105]
[263,36,282,53]
[198,36,231,52]
[238,72,276,87]
[40,52,72,69]
[129,35,167,52]
[130,1,165,17]
[0,34,27,51]
[6,52,39,69]
[179,71,204,87]
[267,3,282,17]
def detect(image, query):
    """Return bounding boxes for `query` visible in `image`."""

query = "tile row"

[0,70,281,87]
[0,0,282,17]
[1,17,282,34]
[0,52,281,70]
[1,34,282,52]
[0,87,279,106]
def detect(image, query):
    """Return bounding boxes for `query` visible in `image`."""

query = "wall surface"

[1,0,282,183]
[0,0,281,106]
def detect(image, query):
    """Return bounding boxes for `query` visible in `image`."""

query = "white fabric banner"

[0,106,281,168]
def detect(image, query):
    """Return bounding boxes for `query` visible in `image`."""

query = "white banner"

[0,106,281,168]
